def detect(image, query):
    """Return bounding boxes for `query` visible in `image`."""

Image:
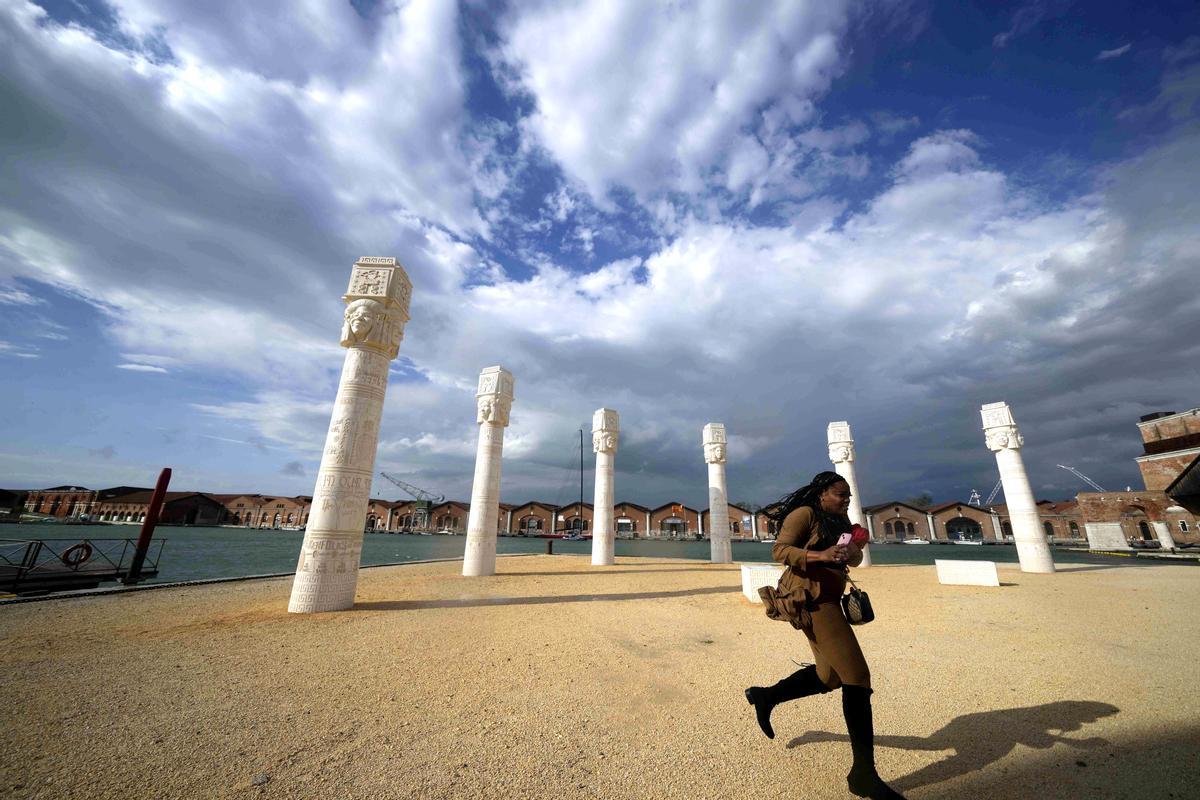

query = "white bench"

[935,559,1000,587]
[740,563,785,602]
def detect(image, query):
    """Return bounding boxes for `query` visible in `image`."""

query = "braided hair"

[762,470,851,548]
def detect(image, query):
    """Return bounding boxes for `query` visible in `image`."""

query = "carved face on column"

[985,427,1023,451]
[829,444,854,463]
[704,442,726,463]
[342,299,384,346]
[593,432,618,453]
[477,396,511,426]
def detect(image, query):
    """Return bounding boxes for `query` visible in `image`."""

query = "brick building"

[508,501,557,535]
[94,491,227,525]
[648,502,700,538]
[23,486,97,518]
[1135,409,1200,490]
[613,502,651,537]
[700,503,755,539]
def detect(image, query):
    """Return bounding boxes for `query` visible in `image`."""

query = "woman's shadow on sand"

[786,700,1118,792]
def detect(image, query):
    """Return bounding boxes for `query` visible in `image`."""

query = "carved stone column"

[463,366,515,577]
[289,257,412,613]
[828,421,872,568]
[591,408,619,566]
[704,423,732,564]
[982,401,1055,574]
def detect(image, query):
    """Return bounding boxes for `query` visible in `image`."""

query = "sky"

[2,0,1199,510]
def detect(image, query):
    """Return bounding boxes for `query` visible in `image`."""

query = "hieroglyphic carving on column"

[827,420,855,464]
[463,366,515,576]
[592,408,619,566]
[289,257,412,613]
[592,408,619,454]
[703,422,727,464]
[982,403,1025,452]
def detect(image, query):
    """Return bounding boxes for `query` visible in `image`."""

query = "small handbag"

[840,574,874,625]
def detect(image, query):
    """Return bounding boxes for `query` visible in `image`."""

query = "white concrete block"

[740,563,785,602]
[1085,522,1132,551]
[935,559,1000,587]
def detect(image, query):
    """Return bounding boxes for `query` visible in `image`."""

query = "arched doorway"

[1121,505,1153,542]
[946,518,983,542]
[662,516,685,538]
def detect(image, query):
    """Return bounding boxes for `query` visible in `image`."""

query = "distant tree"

[733,500,762,513]
[904,492,934,509]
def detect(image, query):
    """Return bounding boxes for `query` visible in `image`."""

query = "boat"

[902,538,930,545]
[758,538,776,544]
[562,534,585,541]
[950,539,983,545]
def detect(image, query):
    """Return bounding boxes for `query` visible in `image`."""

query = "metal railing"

[0,537,166,593]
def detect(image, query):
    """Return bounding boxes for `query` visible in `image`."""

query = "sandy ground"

[1,555,1197,800]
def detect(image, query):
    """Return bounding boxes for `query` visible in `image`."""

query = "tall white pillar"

[591,408,619,566]
[463,366,515,576]
[289,257,412,613]
[828,421,872,567]
[982,402,1055,574]
[703,423,732,564]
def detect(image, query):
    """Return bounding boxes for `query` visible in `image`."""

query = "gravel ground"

[1,555,1197,799]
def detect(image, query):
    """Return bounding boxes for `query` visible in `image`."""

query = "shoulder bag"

[840,572,874,625]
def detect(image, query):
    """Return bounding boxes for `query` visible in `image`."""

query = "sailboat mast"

[579,428,584,523]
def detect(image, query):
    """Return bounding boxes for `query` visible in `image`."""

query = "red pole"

[123,468,171,585]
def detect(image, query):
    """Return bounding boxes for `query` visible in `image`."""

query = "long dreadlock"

[762,470,851,548]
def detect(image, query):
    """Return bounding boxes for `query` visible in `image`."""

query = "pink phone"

[836,532,853,547]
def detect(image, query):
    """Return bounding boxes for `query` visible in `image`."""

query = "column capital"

[592,407,619,453]
[340,257,413,359]
[827,420,855,463]
[476,366,514,427]
[981,401,1024,451]
[703,422,727,464]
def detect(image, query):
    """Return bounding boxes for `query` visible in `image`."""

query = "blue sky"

[2,0,1198,509]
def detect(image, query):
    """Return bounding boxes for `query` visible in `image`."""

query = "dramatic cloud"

[1,1,1197,509]
[496,0,854,203]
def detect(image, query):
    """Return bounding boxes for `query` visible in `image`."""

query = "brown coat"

[759,506,860,628]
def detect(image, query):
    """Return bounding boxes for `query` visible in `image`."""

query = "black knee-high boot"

[842,685,906,799]
[744,664,830,739]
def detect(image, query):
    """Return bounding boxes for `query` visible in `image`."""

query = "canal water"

[8,523,1176,585]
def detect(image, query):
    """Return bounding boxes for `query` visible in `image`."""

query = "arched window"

[1069,522,1080,537]
[885,522,893,537]
[1180,520,1189,532]
[767,520,778,535]
[1043,521,1054,537]
[1138,521,1151,540]
[1002,521,1013,538]
[731,521,740,533]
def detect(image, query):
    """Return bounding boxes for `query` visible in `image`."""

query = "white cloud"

[0,340,39,358]
[117,363,168,373]
[497,0,853,203]
[1096,43,1132,61]
[0,285,42,305]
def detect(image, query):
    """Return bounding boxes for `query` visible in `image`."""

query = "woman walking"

[746,470,905,800]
